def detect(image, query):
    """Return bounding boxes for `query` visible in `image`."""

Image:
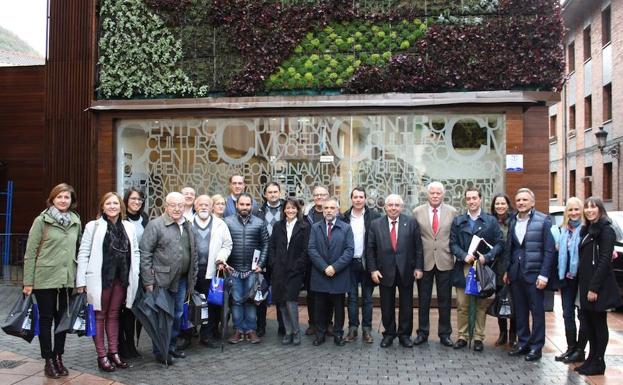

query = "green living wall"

[96,0,564,99]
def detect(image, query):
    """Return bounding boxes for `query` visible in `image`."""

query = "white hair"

[385,194,404,205]
[426,181,445,194]
[166,192,184,203]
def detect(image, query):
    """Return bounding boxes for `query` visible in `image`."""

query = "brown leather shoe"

[305,326,316,336]
[227,330,244,344]
[44,358,60,379]
[246,331,261,344]
[345,329,357,342]
[53,354,68,376]
[362,331,374,344]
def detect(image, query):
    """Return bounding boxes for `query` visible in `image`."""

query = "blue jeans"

[231,274,257,333]
[153,277,187,356]
[560,278,579,334]
[347,271,374,330]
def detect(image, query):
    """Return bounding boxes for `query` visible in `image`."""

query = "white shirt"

[183,208,194,222]
[350,209,366,258]
[286,218,297,246]
[387,216,399,238]
[514,215,529,244]
[468,208,482,222]
[176,217,186,235]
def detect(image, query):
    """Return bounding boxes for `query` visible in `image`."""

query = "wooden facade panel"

[45,0,97,221]
[0,66,46,233]
[523,106,549,212]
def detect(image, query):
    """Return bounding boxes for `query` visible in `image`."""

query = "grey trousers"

[279,301,300,335]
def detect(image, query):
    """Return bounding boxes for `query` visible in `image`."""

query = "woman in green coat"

[22,183,82,379]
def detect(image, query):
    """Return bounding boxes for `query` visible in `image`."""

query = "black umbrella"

[132,287,174,364]
[220,271,233,352]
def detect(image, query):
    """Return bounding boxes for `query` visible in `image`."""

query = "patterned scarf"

[48,206,71,227]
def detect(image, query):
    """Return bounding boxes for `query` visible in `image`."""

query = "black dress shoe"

[380,336,394,348]
[312,337,325,346]
[453,339,467,349]
[399,336,413,348]
[473,340,484,352]
[200,338,219,348]
[440,337,454,347]
[413,334,428,345]
[168,350,186,359]
[334,336,346,346]
[508,346,530,356]
[155,355,175,365]
[525,350,542,361]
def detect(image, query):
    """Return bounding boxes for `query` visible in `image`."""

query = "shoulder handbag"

[475,260,496,299]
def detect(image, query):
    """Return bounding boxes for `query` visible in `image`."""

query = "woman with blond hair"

[551,197,584,363]
[211,194,226,218]
[23,183,82,378]
[76,192,140,372]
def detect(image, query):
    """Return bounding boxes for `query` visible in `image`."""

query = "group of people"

[21,176,621,378]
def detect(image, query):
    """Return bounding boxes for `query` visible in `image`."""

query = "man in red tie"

[412,182,458,347]
[367,194,423,348]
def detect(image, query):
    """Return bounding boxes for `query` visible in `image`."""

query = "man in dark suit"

[503,188,555,361]
[367,194,424,348]
[308,197,354,346]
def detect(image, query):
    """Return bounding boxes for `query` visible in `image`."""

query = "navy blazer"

[308,218,354,294]
[449,211,504,288]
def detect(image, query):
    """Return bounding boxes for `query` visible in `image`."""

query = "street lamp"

[594,126,620,159]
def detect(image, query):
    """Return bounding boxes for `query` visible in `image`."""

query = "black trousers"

[314,292,345,338]
[195,266,223,339]
[584,310,609,360]
[379,269,413,338]
[33,288,70,359]
[416,267,452,338]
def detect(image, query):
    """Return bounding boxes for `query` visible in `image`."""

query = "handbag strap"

[31,223,50,288]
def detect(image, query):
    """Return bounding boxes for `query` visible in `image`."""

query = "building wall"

[0,66,46,233]
[550,0,622,210]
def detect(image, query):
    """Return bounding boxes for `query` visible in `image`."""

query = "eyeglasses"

[129,198,144,203]
[167,203,185,209]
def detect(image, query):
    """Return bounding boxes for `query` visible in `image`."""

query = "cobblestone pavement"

[1,282,621,385]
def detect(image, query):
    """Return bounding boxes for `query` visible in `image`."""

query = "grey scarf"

[48,206,72,227]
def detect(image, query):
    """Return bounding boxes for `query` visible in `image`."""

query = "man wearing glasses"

[304,185,330,336]
[140,192,198,365]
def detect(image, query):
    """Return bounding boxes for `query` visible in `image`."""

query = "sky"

[0,0,47,57]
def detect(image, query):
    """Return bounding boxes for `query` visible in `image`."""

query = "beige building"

[550,0,622,210]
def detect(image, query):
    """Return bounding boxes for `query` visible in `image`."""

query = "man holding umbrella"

[139,192,198,365]
[449,187,503,352]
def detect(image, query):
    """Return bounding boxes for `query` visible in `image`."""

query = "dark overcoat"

[578,217,622,312]
[268,219,310,303]
[308,218,354,294]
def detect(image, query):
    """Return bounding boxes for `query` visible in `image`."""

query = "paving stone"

[0,283,601,385]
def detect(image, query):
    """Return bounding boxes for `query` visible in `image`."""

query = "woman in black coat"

[269,197,310,346]
[576,197,622,375]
